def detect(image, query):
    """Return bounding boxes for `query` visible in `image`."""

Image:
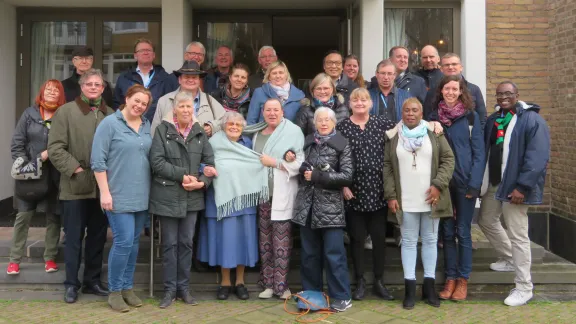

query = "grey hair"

[313,107,337,125]
[258,46,276,57]
[215,45,234,61]
[78,68,104,85]
[220,111,247,130]
[185,41,206,54]
[263,98,284,111]
[173,91,195,109]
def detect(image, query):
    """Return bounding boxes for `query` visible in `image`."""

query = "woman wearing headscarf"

[211,63,252,119]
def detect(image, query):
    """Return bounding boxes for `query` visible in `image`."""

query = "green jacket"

[149,119,215,218]
[47,98,114,200]
[383,125,455,224]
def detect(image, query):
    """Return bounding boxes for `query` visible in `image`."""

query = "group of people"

[7,37,550,313]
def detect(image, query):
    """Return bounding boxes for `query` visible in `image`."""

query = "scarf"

[39,101,59,121]
[438,100,466,127]
[314,129,336,144]
[270,83,290,103]
[222,85,250,112]
[81,93,101,111]
[173,115,193,140]
[313,96,335,110]
[494,110,515,145]
[398,120,428,152]
[210,118,304,220]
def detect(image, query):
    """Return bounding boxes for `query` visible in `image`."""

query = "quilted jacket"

[292,132,354,229]
[295,94,350,137]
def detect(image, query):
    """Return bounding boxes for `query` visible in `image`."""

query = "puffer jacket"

[292,132,354,229]
[295,94,349,136]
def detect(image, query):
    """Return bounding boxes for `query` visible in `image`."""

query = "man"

[204,45,233,94]
[388,46,427,103]
[478,81,549,306]
[415,45,443,90]
[48,69,114,304]
[423,53,487,127]
[248,45,278,90]
[305,50,358,105]
[113,38,169,122]
[163,41,207,93]
[62,46,114,105]
[368,59,414,122]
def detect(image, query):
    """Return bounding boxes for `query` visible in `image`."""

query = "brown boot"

[438,279,456,300]
[451,278,468,301]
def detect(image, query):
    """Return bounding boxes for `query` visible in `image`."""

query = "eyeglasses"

[136,49,153,53]
[186,51,204,57]
[44,88,60,94]
[73,56,93,62]
[314,87,332,93]
[377,72,395,77]
[259,55,277,59]
[441,63,460,68]
[82,82,103,88]
[226,121,243,128]
[495,92,517,98]
[325,61,342,67]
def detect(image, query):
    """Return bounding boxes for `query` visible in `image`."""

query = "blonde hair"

[402,97,423,112]
[309,73,336,96]
[263,60,292,84]
[349,87,371,102]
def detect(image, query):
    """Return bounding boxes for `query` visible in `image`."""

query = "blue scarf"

[313,129,336,144]
[399,120,428,152]
[313,96,335,109]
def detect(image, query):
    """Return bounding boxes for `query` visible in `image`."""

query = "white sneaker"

[279,289,292,300]
[504,288,533,306]
[343,232,350,245]
[490,259,515,272]
[258,288,274,299]
[364,236,373,250]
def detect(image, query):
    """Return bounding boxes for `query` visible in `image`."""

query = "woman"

[336,88,396,301]
[149,91,215,309]
[211,63,252,119]
[296,73,349,136]
[91,84,153,312]
[292,108,354,312]
[344,55,367,88]
[383,98,454,310]
[246,60,305,125]
[7,79,65,276]
[197,112,259,301]
[433,76,485,301]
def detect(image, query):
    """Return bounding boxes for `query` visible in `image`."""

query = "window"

[109,22,149,34]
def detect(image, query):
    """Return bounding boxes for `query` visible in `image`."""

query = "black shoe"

[403,279,416,310]
[330,299,352,312]
[177,290,198,305]
[217,286,231,300]
[159,291,176,309]
[192,258,209,272]
[352,277,366,301]
[235,284,249,300]
[422,277,440,308]
[64,287,78,304]
[82,283,109,296]
[374,279,394,300]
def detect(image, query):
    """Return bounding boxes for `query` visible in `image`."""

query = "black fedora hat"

[174,60,207,77]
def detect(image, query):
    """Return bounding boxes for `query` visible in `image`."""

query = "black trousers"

[347,208,387,281]
[62,199,108,289]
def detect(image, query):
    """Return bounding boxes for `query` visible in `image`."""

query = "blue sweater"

[246,83,305,125]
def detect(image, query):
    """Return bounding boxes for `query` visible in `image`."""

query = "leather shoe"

[235,284,249,300]
[82,283,109,296]
[217,286,231,300]
[374,279,395,300]
[64,287,78,303]
[352,277,366,300]
[177,290,199,305]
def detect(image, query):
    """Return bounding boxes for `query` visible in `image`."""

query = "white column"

[359,0,385,78]
[161,0,193,72]
[461,0,487,101]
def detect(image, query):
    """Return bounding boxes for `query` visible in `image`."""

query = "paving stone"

[342,309,394,323]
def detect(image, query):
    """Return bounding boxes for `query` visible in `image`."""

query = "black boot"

[403,279,416,310]
[352,277,366,300]
[422,277,440,308]
[374,279,395,300]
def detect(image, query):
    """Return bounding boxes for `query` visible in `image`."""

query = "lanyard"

[380,93,389,110]
[143,70,155,88]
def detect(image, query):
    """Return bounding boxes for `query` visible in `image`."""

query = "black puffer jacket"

[296,94,350,136]
[292,132,354,229]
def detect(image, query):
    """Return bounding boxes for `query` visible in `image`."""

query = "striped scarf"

[494,110,515,145]
[222,85,250,112]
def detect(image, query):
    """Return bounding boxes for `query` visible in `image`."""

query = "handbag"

[12,156,50,202]
[284,290,334,323]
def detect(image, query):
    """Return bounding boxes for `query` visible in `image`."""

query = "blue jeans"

[106,210,148,292]
[401,211,439,280]
[441,188,476,280]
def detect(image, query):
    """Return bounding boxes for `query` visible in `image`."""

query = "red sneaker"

[7,262,20,275]
[45,260,59,273]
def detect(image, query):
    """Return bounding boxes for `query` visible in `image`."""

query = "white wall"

[359,0,384,77]
[161,0,193,73]
[0,0,16,200]
[461,0,487,101]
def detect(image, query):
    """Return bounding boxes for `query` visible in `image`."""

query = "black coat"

[415,68,443,90]
[61,71,114,106]
[292,132,354,229]
[295,94,350,136]
[210,85,251,119]
[248,69,265,92]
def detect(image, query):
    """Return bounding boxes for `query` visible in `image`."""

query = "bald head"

[421,45,440,70]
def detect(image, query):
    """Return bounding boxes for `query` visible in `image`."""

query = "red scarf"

[39,101,59,120]
[438,100,466,127]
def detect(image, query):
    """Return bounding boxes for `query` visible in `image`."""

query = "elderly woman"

[431,76,485,301]
[336,88,396,301]
[149,91,215,309]
[91,84,153,312]
[246,60,305,125]
[292,107,354,312]
[197,112,259,301]
[344,55,367,88]
[384,98,454,310]
[7,79,65,276]
[211,63,252,118]
[296,73,349,136]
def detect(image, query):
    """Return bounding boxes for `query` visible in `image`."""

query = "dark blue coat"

[113,65,169,122]
[415,68,443,90]
[485,101,550,205]
[369,72,427,104]
[368,86,413,122]
[246,83,305,125]
[442,111,485,197]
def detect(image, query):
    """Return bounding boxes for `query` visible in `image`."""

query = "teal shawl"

[209,119,304,220]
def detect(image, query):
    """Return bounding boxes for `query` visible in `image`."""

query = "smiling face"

[440,56,463,76]
[421,45,440,70]
[174,99,194,126]
[43,82,61,104]
[441,80,462,106]
[315,110,335,136]
[258,48,277,71]
[80,75,105,100]
[216,47,232,69]
[350,94,372,116]
[323,53,343,79]
[73,56,93,74]
[390,48,409,72]
[262,100,284,128]
[184,44,205,65]
[125,92,150,118]
[179,74,201,92]
[402,102,423,129]
[134,42,155,66]
[269,66,288,86]
[224,117,244,141]
[496,83,519,110]
[313,79,334,103]
[344,58,359,81]
[229,68,249,91]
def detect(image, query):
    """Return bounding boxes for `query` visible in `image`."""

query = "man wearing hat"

[62,46,114,105]
[151,60,226,137]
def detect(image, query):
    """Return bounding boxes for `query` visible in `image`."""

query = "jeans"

[160,212,198,293]
[10,210,60,263]
[299,226,351,301]
[347,208,387,280]
[106,210,148,292]
[62,199,108,289]
[401,211,439,280]
[441,188,476,280]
